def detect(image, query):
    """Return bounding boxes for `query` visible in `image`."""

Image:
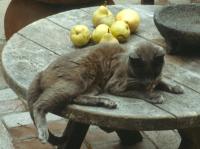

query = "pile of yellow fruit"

[70,5,140,47]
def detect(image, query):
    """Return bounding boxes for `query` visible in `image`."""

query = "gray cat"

[27,42,184,145]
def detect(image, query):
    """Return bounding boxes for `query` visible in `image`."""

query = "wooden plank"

[143,62,200,128]
[166,54,200,74]
[48,5,154,53]
[48,5,165,47]
[2,4,200,132]
[18,19,73,56]
[64,93,176,130]
[47,8,95,29]
[1,34,58,98]
[2,24,177,131]
[164,63,200,93]
[82,5,165,47]
[117,5,165,47]
[153,82,200,128]
[103,5,166,49]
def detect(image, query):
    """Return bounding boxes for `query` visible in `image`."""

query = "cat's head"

[128,42,165,85]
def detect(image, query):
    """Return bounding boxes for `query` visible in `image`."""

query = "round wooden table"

[2,4,200,149]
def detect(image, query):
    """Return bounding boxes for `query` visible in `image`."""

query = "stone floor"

[0,0,199,149]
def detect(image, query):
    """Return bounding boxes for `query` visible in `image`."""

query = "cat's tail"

[27,73,42,120]
[27,73,67,146]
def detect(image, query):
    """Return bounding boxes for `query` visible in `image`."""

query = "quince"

[70,25,90,47]
[116,9,140,33]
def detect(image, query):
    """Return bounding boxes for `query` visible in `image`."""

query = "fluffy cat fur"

[27,42,184,145]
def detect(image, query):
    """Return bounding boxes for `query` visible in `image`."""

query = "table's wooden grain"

[2,5,200,133]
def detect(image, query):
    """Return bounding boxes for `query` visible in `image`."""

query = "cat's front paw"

[102,99,117,109]
[170,85,184,94]
[148,94,165,104]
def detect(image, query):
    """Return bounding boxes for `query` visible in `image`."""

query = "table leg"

[116,130,143,146]
[57,120,90,149]
[178,128,200,149]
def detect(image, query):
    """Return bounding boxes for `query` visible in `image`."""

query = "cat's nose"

[143,79,152,85]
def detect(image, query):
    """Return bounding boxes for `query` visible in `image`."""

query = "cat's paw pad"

[38,127,49,144]
[171,85,184,94]
[103,100,117,109]
[149,94,165,104]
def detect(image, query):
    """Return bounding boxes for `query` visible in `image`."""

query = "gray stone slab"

[0,121,14,149]
[3,112,63,128]
[0,88,18,101]
[0,99,25,116]
[143,130,181,149]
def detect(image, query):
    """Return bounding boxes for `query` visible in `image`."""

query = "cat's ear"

[129,52,139,59]
[156,47,166,57]
[154,48,165,65]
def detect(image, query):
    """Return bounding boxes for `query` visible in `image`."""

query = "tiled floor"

[0,0,199,149]
[8,119,181,149]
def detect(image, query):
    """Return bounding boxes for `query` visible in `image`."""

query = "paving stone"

[143,130,181,149]
[3,112,64,128]
[13,138,87,149]
[90,137,156,149]
[8,119,88,149]
[0,88,18,101]
[85,126,120,145]
[85,126,157,149]
[13,138,55,149]
[0,120,15,149]
[85,127,180,149]
[0,99,26,115]
[8,120,67,142]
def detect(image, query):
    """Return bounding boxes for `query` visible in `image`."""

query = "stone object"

[154,4,200,53]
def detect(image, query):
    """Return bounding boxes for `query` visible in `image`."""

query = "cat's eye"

[129,57,144,67]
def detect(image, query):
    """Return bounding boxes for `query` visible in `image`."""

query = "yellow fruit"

[116,9,140,33]
[100,32,119,44]
[92,24,110,43]
[98,15,115,27]
[92,5,114,27]
[110,20,130,43]
[70,25,90,47]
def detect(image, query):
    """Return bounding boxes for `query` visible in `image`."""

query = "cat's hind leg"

[32,80,85,143]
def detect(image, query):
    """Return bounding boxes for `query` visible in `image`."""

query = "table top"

[2,4,200,131]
